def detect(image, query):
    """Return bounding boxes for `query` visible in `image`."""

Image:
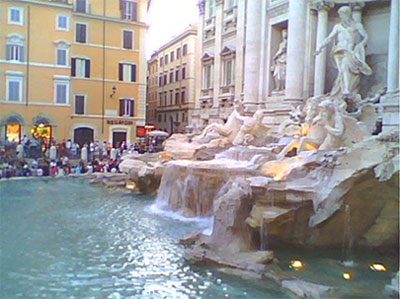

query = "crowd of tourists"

[0,136,157,179]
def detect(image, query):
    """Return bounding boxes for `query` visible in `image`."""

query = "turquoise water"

[0,179,288,298]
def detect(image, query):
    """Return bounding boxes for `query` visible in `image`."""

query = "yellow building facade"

[147,26,197,134]
[0,0,148,147]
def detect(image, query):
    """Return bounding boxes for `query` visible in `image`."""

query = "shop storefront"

[3,115,24,143]
[31,117,53,142]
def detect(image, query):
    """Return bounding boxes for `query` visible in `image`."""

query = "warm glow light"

[301,125,310,136]
[125,182,136,190]
[342,272,353,280]
[39,123,44,128]
[290,260,305,270]
[369,263,387,272]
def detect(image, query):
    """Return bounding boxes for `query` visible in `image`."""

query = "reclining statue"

[193,100,245,146]
[232,110,269,146]
[278,98,368,159]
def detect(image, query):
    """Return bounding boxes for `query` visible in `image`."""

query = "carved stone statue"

[277,98,368,159]
[193,100,245,145]
[271,29,287,92]
[315,6,372,98]
[232,111,269,146]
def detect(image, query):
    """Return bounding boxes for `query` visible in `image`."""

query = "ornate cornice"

[312,0,335,11]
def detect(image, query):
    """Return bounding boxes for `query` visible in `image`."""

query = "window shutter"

[6,45,12,60]
[71,58,76,76]
[85,59,90,78]
[20,46,25,62]
[123,31,132,49]
[132,2,138,21]
[131,64,136,82]
[129,100,134,116]
[119,63,123,81]
[119,99,124,116]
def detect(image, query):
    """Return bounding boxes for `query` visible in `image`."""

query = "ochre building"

[146,26,197,134]
[0,0,149,146]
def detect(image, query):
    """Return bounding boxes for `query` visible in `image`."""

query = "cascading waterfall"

[341,204,354,266]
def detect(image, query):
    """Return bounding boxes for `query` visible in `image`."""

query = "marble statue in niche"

[271,29,288,93]
[315,6,372,99]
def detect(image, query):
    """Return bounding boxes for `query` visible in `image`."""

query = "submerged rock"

[281,279,338,298]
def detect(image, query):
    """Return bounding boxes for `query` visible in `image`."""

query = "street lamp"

[109,86,117,98]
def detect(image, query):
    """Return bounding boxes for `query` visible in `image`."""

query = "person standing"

[16,142,24,160]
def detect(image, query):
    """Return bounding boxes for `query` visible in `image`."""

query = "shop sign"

[136,125,156,137]
[107,120,134,125]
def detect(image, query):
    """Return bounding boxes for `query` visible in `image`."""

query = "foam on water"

[148,203,214,235]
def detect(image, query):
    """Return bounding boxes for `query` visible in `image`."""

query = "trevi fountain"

[119,2,399,298]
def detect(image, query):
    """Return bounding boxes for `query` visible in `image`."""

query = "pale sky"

[145,0,199,59]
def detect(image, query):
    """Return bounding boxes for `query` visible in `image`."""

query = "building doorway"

[5,124,22,143]
[74,127,94,146]
[4,115,24,143]
[112,131,126,148]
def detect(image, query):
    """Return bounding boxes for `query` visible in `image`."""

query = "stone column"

[382,0,399,132]
[212,0,223,108]
[386,0,399,93]
[313,1,333,96]
[192,0,205,128]
[351,2,365,23]
[243,0,263,104]
[285,0,307,100]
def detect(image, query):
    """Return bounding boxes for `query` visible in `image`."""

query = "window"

[182,66,186,79]
[57,48,68,66]
[159,94,162,106]
[175,92,180,105]
[159,77,163,86]
[176,48,181,59]
[160,57,163,67]
[163,73,167,85]
[183,44,188,56]
[170,51,174,62]
[7,75,24,102]
[121,0,138,21]
[181,90,185,103]
[119,63,136,82]
[123,30,134,49]
[164,114,166,122]
[75,95,85,114]
[76,23,87,43]
[76,0,87,13]
[226,0,236,9]
[55,80,69,104]
[208,0,216,18]
[71,58,90,78]
[169,72,174,84]
[6,45,24,62]
[182,113,185,122]
[169,91,173,105]
[164,55,168,65]
[9,7,24,25]
[175,69,180,81]
[57,15,70,31]
[158,114,162,122]
[223,59,235,86]
[203,64,213,89]
[119,99,135,116]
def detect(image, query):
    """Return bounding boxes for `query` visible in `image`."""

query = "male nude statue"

[315,6,372,97]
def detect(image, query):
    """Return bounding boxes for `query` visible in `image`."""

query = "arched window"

[6,34,25,62]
